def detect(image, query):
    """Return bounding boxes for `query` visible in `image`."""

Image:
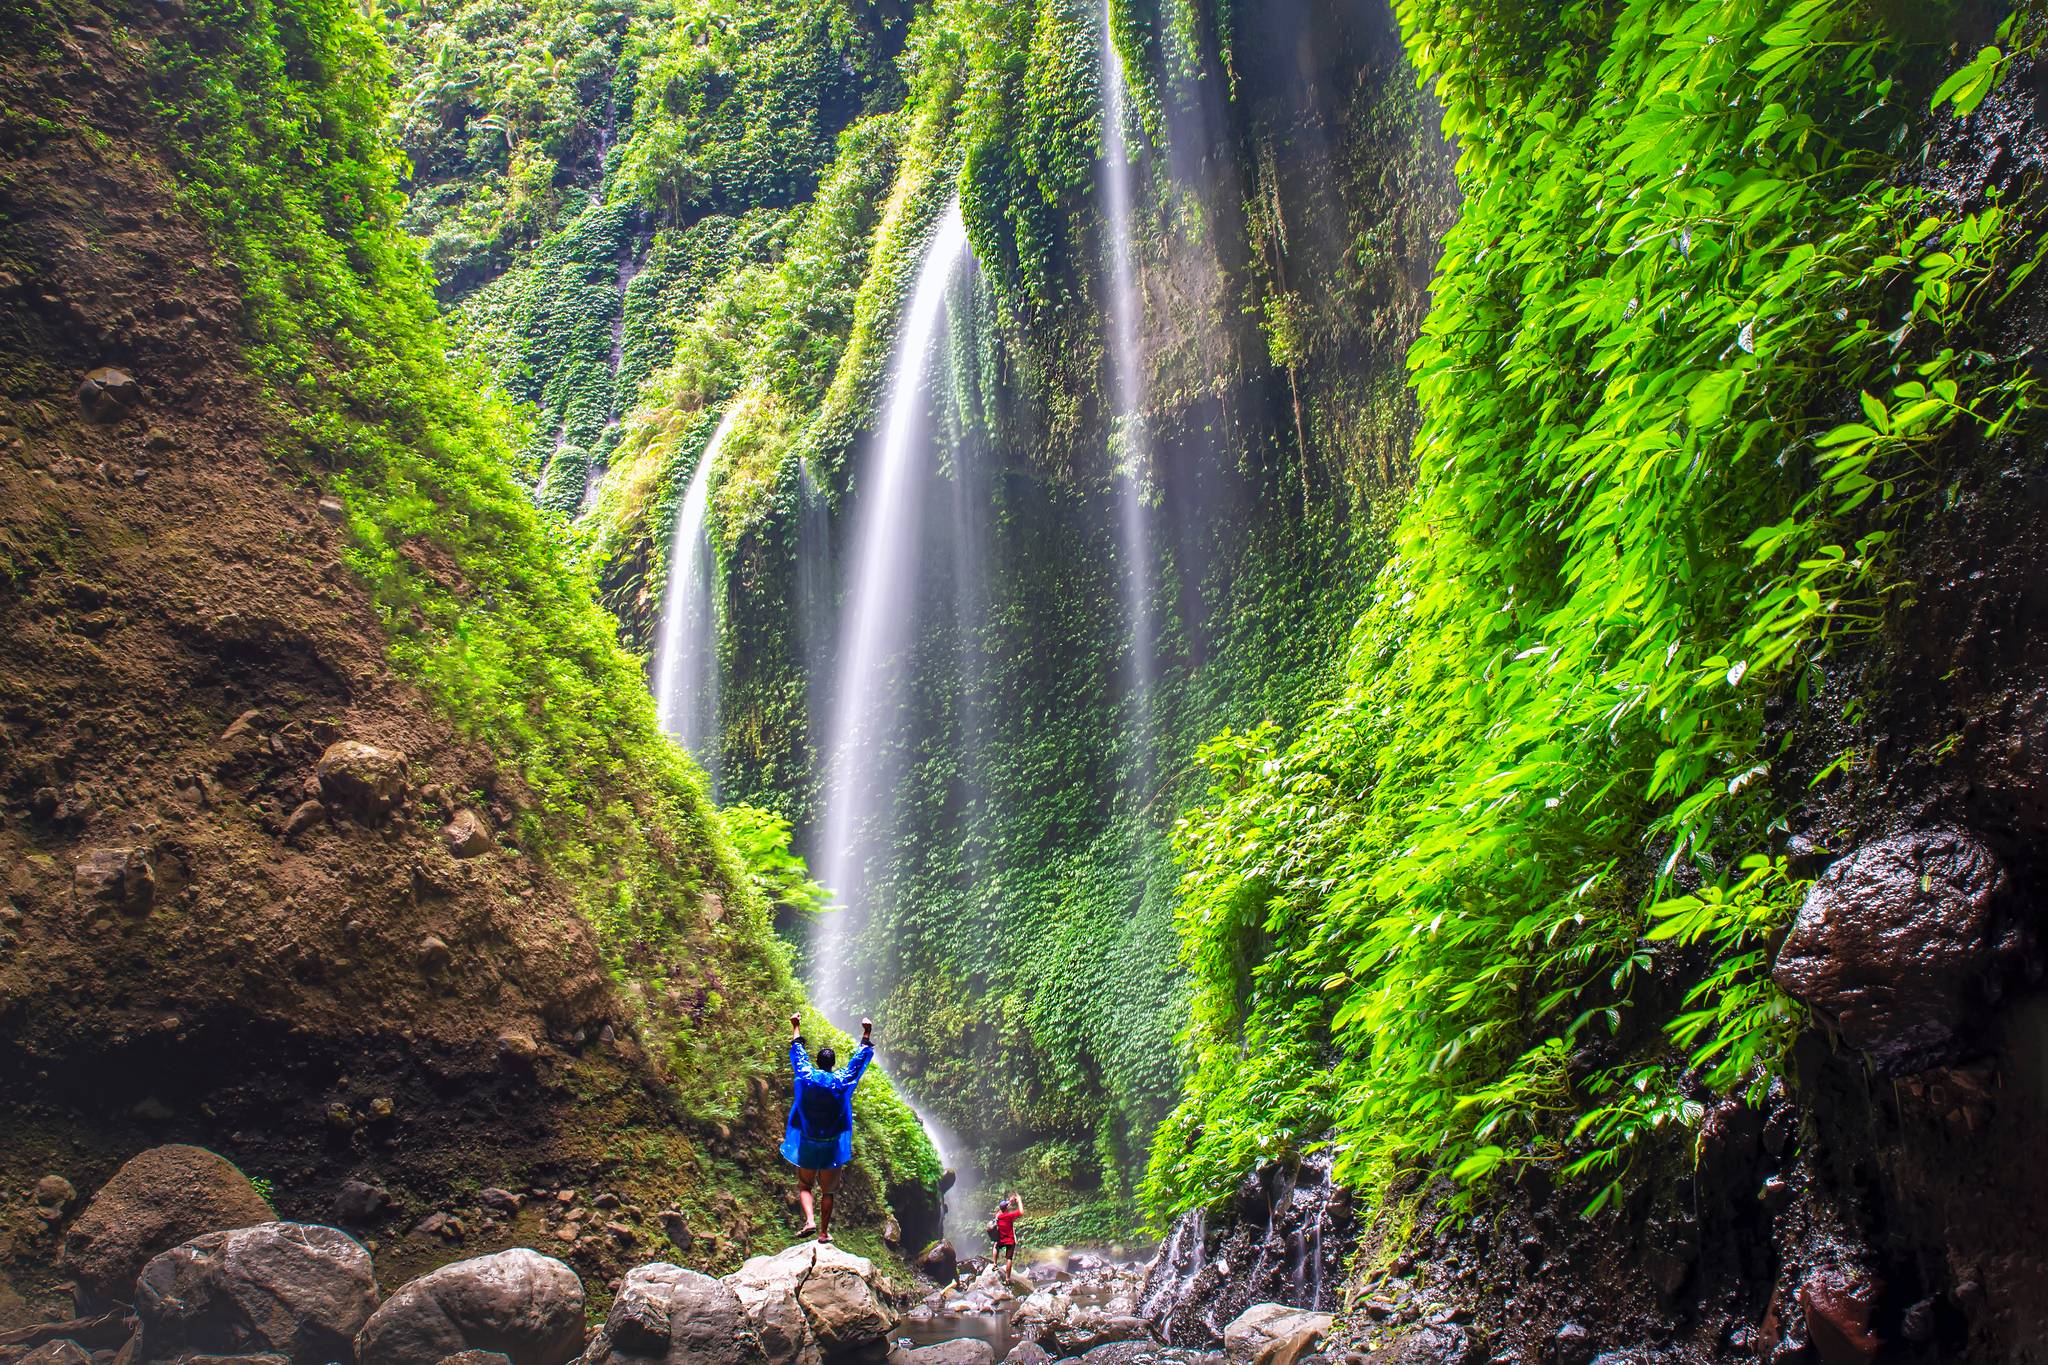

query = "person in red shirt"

[992,1193,1024,1272]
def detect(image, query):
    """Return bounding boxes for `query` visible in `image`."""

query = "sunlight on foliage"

[1148,0,2043,1224]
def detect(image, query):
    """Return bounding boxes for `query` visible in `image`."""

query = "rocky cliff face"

[0,0,906,1321]
[1137,33,2048,1365]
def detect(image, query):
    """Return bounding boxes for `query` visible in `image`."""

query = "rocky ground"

[0,1148,1349,1365]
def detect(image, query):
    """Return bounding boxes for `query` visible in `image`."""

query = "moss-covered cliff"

[0,0,934,1314]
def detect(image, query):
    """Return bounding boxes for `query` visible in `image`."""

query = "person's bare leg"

[797,1169,818,1235]
[817,1168,841,1242]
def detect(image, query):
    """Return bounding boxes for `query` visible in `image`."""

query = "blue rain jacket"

[781,1038,874,1169]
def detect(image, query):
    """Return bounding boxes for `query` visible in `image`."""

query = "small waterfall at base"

[812,198,972,1017]
[903,1084,987,1255]
[652,406,737,780]
[1100,1,1156,765]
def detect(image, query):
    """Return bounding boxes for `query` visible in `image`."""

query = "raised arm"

[789,1013,811,1079]
[843,1017,875,1085]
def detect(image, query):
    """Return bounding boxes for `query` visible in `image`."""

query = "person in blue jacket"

[782,1011,873,1243]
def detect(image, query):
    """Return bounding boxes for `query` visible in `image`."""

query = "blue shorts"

[791,1137,847,1171]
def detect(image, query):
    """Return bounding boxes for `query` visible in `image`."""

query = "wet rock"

[895,1343,991,1365]
[582,1263,763,1365]
[63,1145,276,1305]
[74,847,154,915]
[657,1211,693,1254]
[20,1342,94,1365]
[334,1180,391,1225]
[1142,1157,1345,1348]
[0,1311,136,1354]
[1552,1324,1593,1365]
[497,1031,541,1068]
[444,810,494,859]
[440,1355,513,1365]
[315,741,408,822]
[355,1248,584,1365]
[134,1222,378,1365]
[77,367,138,422]
[999,1346,1050,1365]
[316,497,346,524]
[418,936,452,973]
[1222,1306,1331,1365]
[1076,1344,1190,1365]
[911,1241,956,1287]
[1799,1268,1881,1365]
[1773,829,2023,1073]
[1369,1325,1479,1365]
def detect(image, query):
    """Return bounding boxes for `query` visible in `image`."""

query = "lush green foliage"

[1149,0,2042,1221]
[559,0,1444,1225]
[147,0,935,1188]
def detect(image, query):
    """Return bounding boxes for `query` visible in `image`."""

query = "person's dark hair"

[817,1045,837,1071]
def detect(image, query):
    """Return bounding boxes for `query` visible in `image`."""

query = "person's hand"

[790,1013,802,1035]
[860,1016,873,1040]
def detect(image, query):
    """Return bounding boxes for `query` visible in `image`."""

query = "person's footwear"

[817,1231,833,1243]
[797,1222,817,1239]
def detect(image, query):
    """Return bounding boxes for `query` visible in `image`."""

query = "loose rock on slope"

[62,1144,277,1306]
[1773,828,2026,1073]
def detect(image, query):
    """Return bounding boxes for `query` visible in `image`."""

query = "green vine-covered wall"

[371,0,2042,1251]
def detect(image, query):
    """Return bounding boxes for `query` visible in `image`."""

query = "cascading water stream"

[812,199,971,1017]
[652,406,737,781]
[809,198,977,1246]
[1100,2,1156,762]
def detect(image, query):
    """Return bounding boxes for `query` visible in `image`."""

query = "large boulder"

[354,1248,584,1365]
[913,1242,957,1286]
[133,1222,378,1365]
[894,1344,992,1365]
[63,1145,277,1305]
[723,1244,897,1365]
[1221,1307,1331,1365]
[1773,829,2025,1073]
[315,741,409,821]
[583,1264,765,1365]
[1365,1325,1480,1365]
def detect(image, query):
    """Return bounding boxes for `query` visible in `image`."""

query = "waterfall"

[811,198,972,1017]
[652,406,737,780]
[910,1087,988,1255]
[808,198,979,1249]
[1100,1,1155,760]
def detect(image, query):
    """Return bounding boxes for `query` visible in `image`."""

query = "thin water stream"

[1100,1,1156,765]
[652,405,738,779]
